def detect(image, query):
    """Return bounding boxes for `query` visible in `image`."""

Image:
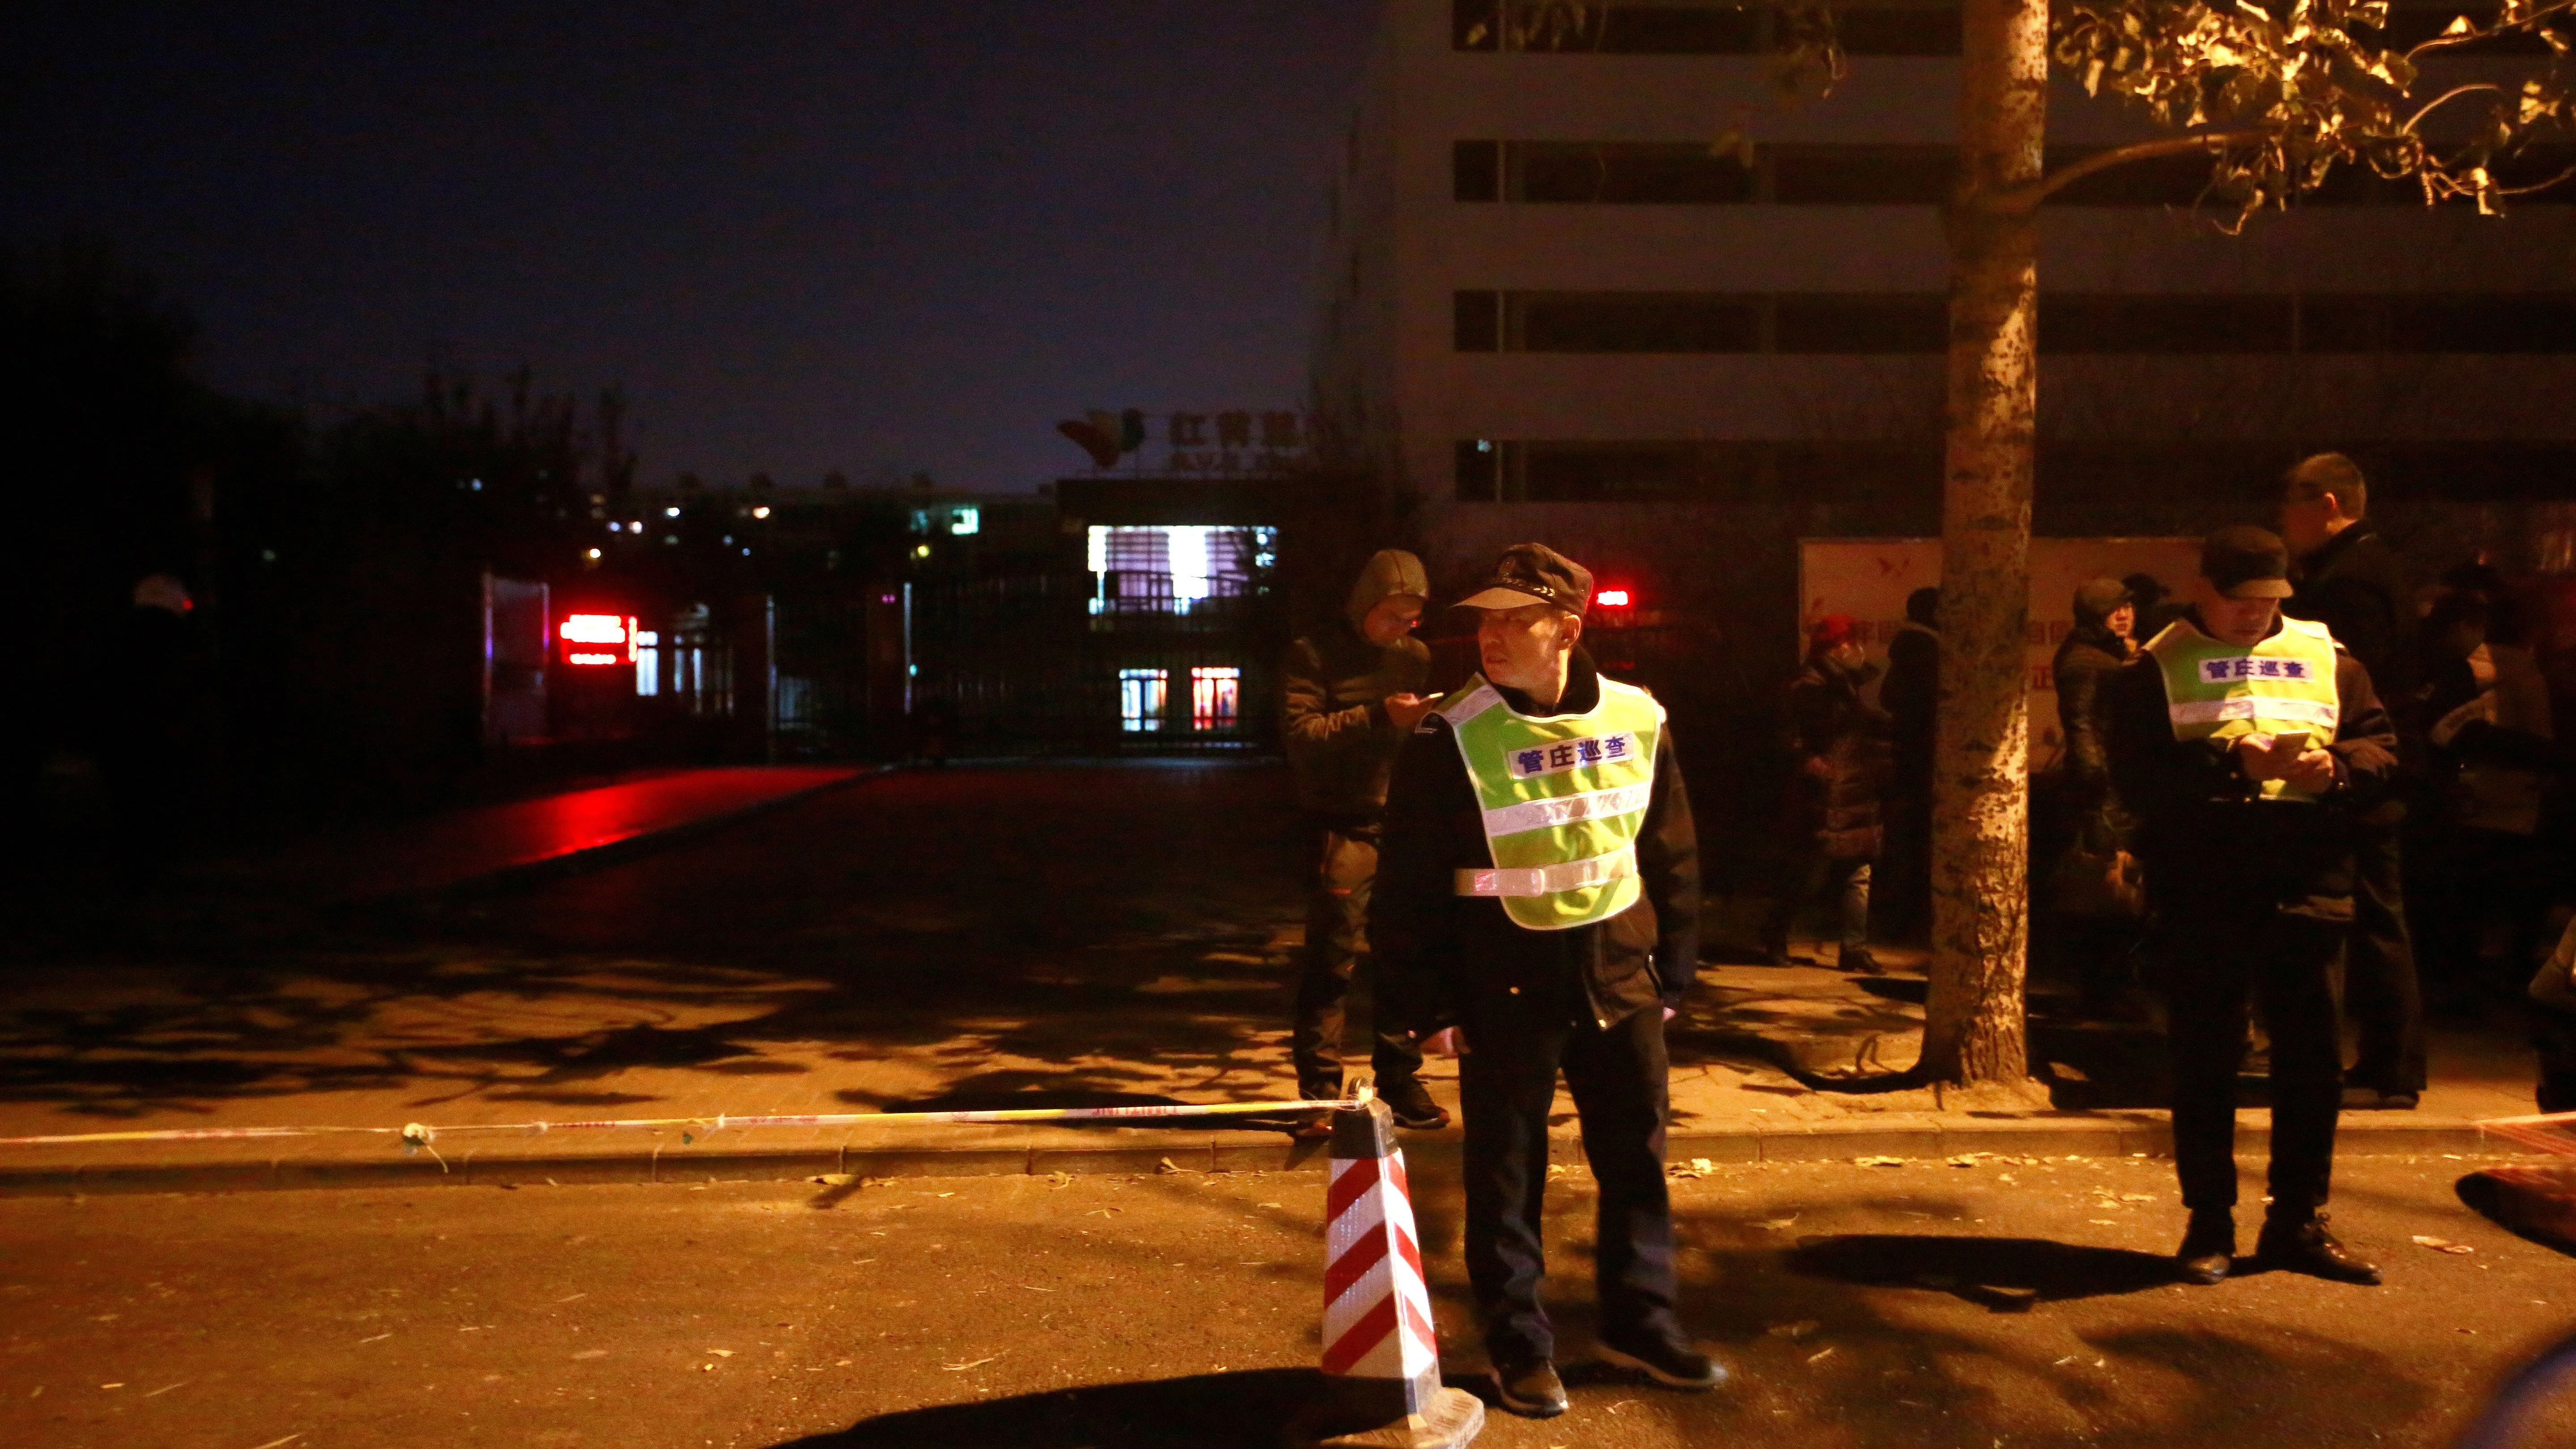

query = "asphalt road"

[4,1152,2570,1449]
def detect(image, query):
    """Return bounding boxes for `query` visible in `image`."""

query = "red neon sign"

[559,613,636,666]
[1596,588,1632,608]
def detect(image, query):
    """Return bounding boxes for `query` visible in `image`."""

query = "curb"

[0,1116,2517,1198]
[397,764,898,905]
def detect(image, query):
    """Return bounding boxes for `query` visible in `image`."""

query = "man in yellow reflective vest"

[2107,525,2402,1287]
[1375,544,1717,1419]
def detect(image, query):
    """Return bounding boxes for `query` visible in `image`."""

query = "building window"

[948,505,980,535]
[1514,292,1761,352]
[1453,140,1500,202]
[1457,139,2576,208]
[1456,440,1501,501]
[1119,669,1169,732]
[1191,667,1241,731]
[1775,295,1947,353]
[1454,290,1501,351]
[1447,289,2576,356]
[634,631,660,696]
[1087,525,1271,615]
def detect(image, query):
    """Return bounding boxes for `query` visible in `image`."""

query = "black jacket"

[1374,651,1700,1037]
[2285,523,2415,703]
[1779,657,1894,859]
[2052,624,2131,789]
[1882,623,1940,794]
[2105,613,2400,913]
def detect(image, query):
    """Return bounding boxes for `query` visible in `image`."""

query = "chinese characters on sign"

[1080,407,1312,476]
[1505,732,1639,780]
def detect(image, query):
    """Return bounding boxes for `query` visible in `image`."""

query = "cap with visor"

[1456,542,1593,614]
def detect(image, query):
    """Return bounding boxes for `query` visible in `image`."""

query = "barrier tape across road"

[0,1094,1368,1152]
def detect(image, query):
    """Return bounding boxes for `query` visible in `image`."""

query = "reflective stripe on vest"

[1434,674,1664,931]
[2143,615,2342,802]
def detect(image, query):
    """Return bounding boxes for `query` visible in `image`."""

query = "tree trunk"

[1923,0,2049,1085]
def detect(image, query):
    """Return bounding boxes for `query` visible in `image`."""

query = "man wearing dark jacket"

[2280,452,2425,1110]
[1282,549,1447,1130]
[1376,543,1715,1419]
[2108,525,2401,1288]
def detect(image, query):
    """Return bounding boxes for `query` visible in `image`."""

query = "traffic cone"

[1297,1095,1483,1449]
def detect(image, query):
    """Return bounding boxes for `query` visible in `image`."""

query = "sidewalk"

[0,938,2539,1195]
[0,758,2546,1194]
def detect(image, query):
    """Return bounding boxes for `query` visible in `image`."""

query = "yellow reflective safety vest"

[1432,672,1665,931]
[2142,615,2342,802]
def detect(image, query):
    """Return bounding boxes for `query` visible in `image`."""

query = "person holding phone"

[2106,525,2402,1287]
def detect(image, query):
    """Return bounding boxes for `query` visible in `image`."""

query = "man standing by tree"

[2279,453,2426,1111]
[2108,526,2400,1286]
[1281,549,1448,1133]
[1375,544,1716,1418]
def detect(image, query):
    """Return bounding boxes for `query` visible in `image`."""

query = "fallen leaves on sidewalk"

[1668,1157,1720,1179]
[942,1354,1003,1372]
[2413,1235,2476,1254]
[1854,1156,1905,1168]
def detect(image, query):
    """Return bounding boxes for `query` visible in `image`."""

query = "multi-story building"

[1313,0,2576,699]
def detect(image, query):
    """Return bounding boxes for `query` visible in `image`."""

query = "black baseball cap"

[1457,542,1593,614]
[2200,524,2295,599]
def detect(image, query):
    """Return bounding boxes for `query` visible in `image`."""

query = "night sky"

[7,2,1378,491]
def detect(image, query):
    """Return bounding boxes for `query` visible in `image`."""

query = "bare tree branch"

[2023,129,2267,204]
[2404,82,2509,132]
[2404,0,2576,61]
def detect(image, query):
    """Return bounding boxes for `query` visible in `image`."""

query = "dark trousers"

[1460,991,1678,1364]
[1761,851,1872,958]
[2166,906,2347,1221]
[1290,822,1424,1097]
[2343,805,2426,1093]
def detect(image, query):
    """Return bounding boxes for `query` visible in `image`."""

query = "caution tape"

[0,1091,1372,1152]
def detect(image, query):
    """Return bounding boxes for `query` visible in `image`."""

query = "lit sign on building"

[559,613,637,667]
[1057,408,1312,477]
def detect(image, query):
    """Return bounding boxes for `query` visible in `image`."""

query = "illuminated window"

[1086,525,1265,615]
[634,631,660,696]
[948,506,980,536]
[1119,669,1168,732]
[1190,667,1241,730]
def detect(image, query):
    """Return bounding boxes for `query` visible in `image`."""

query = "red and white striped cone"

[1300,1096,1483,1449]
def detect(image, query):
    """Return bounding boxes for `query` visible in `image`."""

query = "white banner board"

[1798,537,2203,769]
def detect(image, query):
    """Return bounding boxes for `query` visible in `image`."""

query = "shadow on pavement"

[778,1367,1321,1448]
[0,763,1314,1123]
[1790,1233,2179,1311]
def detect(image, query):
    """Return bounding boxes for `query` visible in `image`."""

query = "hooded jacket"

[2053,580,2135,792]
[1281,550,1432,818]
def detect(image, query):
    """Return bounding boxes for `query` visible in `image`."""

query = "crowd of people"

[1271,458,2576,1420]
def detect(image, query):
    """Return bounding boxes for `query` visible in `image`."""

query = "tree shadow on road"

[774,1367,1322,1448]
[1789,1233,2180,1311]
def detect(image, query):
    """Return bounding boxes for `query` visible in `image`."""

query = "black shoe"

[1598,1331,1727,1391]
[2255,1214,2382,1285]
[1377,1078,1451,1131]
[2341,1086,2420,1110]
[1839,947,1882,974]
[1491,1358,1568,1418]
[2175,1210,2234,1285]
